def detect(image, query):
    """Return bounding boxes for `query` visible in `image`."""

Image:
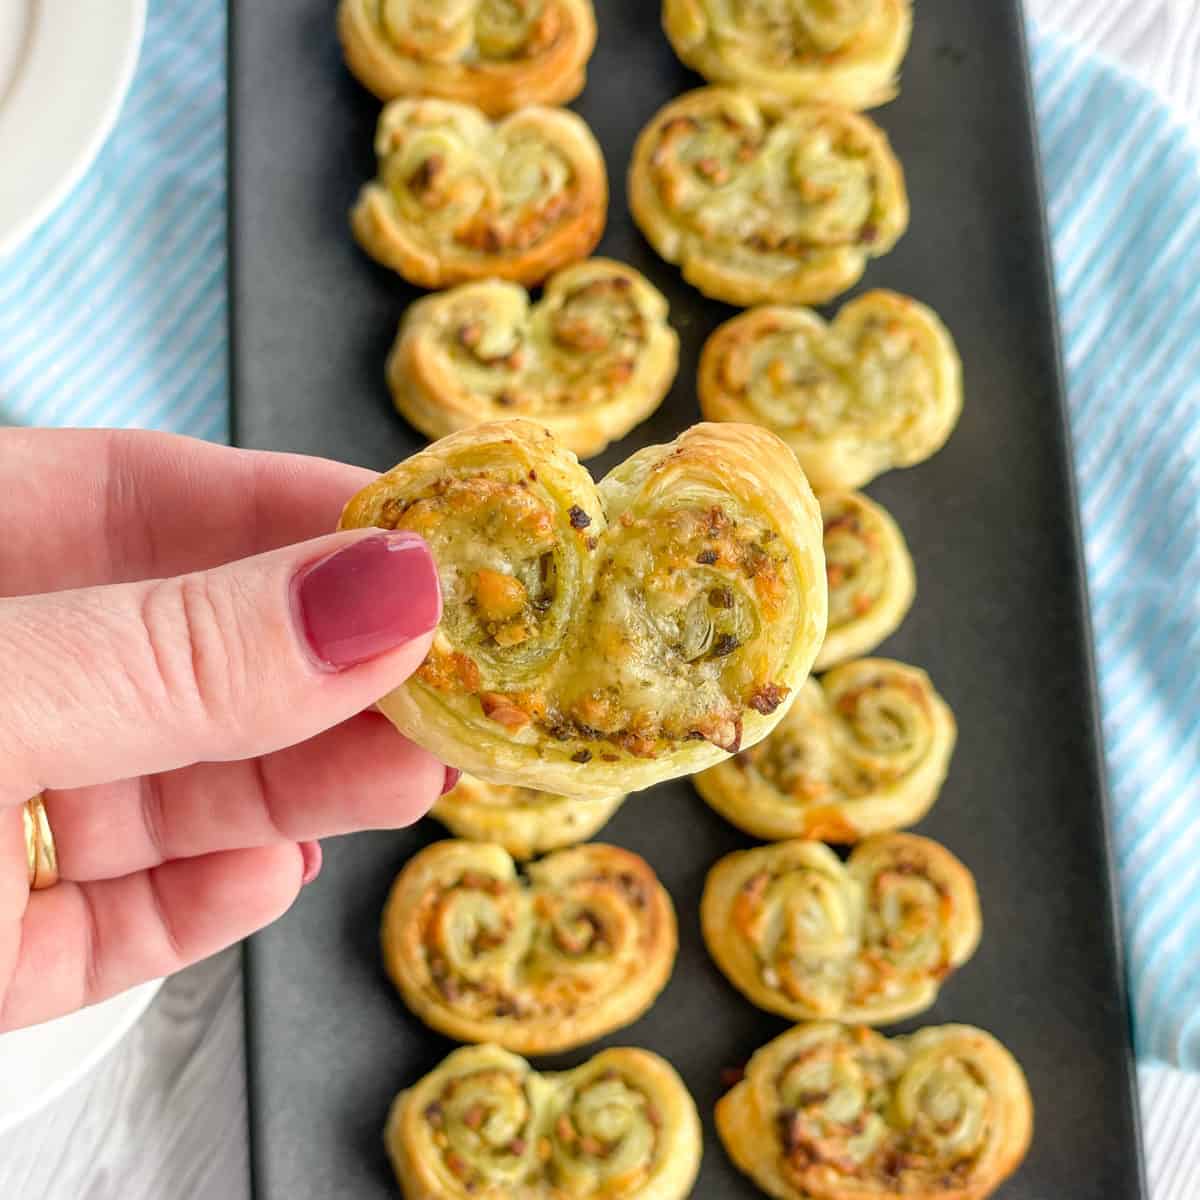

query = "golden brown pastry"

[694,657,955,842]
[386,1043,702,1199]
[387,259,680,458]
[352,98,607,288]
[698,291,963,490]
[340,419,828,799]
[814,490,914,671]
[338,0,597,115]
[716,1022,1033,1200]
[628,88,907,307]
[432,773,626,858]
[381,840,676,1053]
[662,0,912,110]
[701,833,980,1024]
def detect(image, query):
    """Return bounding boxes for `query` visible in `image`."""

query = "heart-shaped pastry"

[694,657,955,841]
[701,833,980,1024]
[814,490,914,671]
[352,98,607,288]
[699,290,963,490]
[387,259,680,458]
[662,0,912,110]
[381,840,675,1052]
[339,419,827,798]
[628,88,907,306]
[386,1043,703,1199]
[338,0,597,114]
[716,1022,1033,1200]
[433,773,627,858]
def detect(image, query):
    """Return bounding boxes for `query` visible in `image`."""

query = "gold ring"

[23,795,58,891]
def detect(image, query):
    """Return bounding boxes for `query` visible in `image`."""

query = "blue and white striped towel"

[1,5,1199,1068]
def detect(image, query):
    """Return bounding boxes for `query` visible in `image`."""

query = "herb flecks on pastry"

[388,259,679,458]
[352,97,607,288]
[339,0,597,114]
[702,833,980,1024]
[628,88,907,307]
[716,1022,1033,1200]
[432,773,626,858]
[694,657,954,841]
[699,290,963,489]
[815,490,914,670]
[386,1043,703,1199]
[340,419,827,798]
[662,0,912,110]
[381,841,676,1053]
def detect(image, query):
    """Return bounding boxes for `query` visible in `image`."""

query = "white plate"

[0,979,162,1134]
[0,0,146,258]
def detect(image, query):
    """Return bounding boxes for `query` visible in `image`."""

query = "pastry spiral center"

[823,500,886,627]
[425,1067,534,1188]
[551,1073,659,1192]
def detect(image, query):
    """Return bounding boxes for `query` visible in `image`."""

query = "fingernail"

[440,766,462,795]
[296,532,441,669]
[300,840,323,886]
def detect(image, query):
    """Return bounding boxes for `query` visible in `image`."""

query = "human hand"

[0,428,452,1032]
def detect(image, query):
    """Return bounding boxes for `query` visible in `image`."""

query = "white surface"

[0,0,146,258]
[0,980,161,1136]
[0,1,1197,1197]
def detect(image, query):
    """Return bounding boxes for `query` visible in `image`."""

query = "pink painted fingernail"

[441,766,462,795]
[300,840,323,886]
[295,532,441,669]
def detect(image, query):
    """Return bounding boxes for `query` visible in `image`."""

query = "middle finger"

[42,712,451,881]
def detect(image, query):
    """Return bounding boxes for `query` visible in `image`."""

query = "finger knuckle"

[139,572,252,748]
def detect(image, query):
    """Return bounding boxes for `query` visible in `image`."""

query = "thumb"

[0,529,441,806]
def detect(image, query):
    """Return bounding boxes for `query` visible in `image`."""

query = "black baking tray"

[231,2,1147,1196]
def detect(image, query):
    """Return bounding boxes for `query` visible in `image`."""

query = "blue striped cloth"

[1,8,1198,1067]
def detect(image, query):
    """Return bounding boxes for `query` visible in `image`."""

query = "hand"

[0,428,450,1032]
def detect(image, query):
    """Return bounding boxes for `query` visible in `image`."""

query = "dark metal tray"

[230,2,1146,1196]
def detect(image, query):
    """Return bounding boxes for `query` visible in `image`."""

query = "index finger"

[0,428,378,596]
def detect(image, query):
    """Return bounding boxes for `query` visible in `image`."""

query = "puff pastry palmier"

[386,1043,702,1199]
[814,490,914,671]
[699,290,962,489]
[387,259,679,458]
[340,419,827,799]
[716,1022,1033,1200]
[694,657,955,842]
[702,833,980,1024]
[432,773,626,858]
[628,89,907,307]
[338,0,596,115]
[352,98,606,288]
[662,0,912,110]
[381,841,676,1053]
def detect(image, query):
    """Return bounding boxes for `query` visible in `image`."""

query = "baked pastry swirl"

[694,657,955,842]
[432,773,626,858]
[716,1022,1033,1200]
[814,490,914,671]
[698,291,963,489]
[628,88,907,307]
[387,259,680,458]
[381,841,676,1053]
[386,1043,702,1199]
[662,0,912,110]
[338,0,597,115]
[352,98,607,288]
[701,833,980,1024]
[340,419,827,799]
